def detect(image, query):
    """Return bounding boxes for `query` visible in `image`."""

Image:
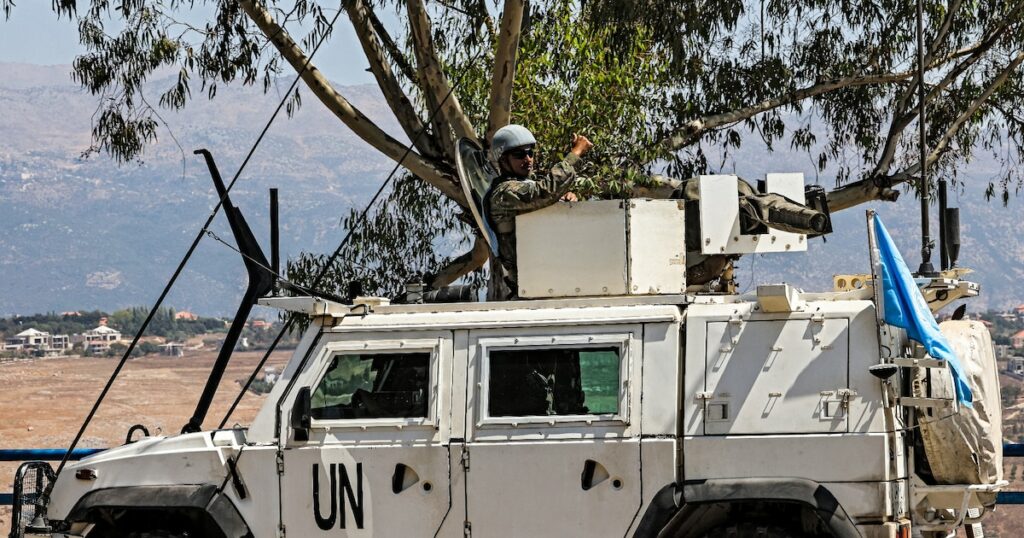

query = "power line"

[48,6,346,488]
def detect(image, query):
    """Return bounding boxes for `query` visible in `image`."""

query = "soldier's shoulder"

[492,178,538,197]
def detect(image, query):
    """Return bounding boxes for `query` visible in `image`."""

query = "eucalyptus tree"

[8,0,1024,296]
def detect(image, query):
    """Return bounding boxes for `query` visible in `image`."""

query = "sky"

[0,2,374,84]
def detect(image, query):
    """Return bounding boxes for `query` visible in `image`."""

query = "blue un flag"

[873,213,973,407]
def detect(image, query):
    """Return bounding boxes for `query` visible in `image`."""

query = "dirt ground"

[0,350,289,532]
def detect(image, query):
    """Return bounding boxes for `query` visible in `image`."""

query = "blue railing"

[0,448,104,505]
[998,443,1024,504]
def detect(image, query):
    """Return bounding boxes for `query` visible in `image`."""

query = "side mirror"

[291,387,312,442]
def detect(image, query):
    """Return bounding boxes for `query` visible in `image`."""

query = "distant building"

[1009,357,1024,375]
[251,319,272,330]
[1013,329,1024,349]
[264,366,280,384]
[175,311,198,321]
[4,328,71,355]
[160,342,185,357]
[78,325,122,353]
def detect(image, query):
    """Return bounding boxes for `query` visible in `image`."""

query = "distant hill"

[1,62,1021,316]
[0,62,401,316]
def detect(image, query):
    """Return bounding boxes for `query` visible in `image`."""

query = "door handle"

[580,459,609,490]
[392,463,421,494]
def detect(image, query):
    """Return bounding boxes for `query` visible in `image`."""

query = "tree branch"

[486,0,525,140]
[426,236,490,288]
[831,51,1024,212]
[872,12,1024,178]
[407,0,480,149]
[345,0,441,158]
[239,0,465,205]
[365,5,419,85]
[928,50,1024,161]
[662,71,914,151]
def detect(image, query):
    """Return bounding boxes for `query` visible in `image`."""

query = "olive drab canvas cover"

[455,137,500,255]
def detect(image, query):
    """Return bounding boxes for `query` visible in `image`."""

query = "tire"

[86,526,195,538]
[699,523,806,538]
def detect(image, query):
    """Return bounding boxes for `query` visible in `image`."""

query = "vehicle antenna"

[218,46,489,428]
[915,0,937,276]
[45,6,346,494]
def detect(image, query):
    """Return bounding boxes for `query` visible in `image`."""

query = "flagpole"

[867,210,885,326]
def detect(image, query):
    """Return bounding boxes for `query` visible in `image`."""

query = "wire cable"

[47,6,346,489]
[218,47,486,427]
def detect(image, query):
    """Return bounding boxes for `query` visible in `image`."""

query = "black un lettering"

[311,463,365,530]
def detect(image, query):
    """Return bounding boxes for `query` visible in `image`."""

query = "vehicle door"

[280,330,454,537]
[463,324,643,536]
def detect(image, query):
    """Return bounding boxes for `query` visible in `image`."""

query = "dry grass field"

[0,350,289,532]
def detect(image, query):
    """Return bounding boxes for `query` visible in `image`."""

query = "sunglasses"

[507,148,535,159]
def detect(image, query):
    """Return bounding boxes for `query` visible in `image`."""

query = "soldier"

[486,124,593,299]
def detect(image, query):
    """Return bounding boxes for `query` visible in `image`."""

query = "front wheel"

[698,523,808,538]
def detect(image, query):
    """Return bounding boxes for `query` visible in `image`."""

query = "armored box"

[515,199,686,298]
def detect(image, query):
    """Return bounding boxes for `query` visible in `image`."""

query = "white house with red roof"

[1012,328,1024,349]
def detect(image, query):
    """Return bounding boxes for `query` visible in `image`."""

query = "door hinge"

[463,521,472,537]
[277,523,286,538]
[276,450,285,475]
[461,448,470,471]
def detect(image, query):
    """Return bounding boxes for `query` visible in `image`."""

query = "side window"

[488,346,620,417]
[311,352,430,420]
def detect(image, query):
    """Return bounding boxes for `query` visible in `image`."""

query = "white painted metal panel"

[516,200,628,297]
[280,331,454,537]
[282,445,451,536]
[228,445,281,538]
[683,433,892,482]
[465,440,642,537]
[626,439,680,535]
[704,318,849,434]
[626,199,687,294]
[698,173,809,254]
[824,481,893,520]
[639,321,683,436]
[464,324,644,536]
[846,303,890,434]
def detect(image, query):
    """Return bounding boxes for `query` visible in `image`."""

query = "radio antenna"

[915,0,937,276]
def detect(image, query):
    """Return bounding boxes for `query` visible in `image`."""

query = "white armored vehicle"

[10,166,1006,538]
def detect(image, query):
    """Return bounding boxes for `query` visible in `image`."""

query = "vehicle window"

[311,352,430,420]
[488,346,620,417]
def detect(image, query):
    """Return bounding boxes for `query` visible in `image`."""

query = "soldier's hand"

[571,133,593,157]
[561,192,579,202]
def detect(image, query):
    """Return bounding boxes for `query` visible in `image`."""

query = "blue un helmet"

[490,124,536,162]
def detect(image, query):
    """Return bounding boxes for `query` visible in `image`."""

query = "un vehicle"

[9,169,1005,538]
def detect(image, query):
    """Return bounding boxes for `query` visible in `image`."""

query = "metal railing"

[0,449,104,505]
[997,443,1024,504]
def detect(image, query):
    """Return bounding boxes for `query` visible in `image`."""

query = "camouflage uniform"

[486,153,581,299]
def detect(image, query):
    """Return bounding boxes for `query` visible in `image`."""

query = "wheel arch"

[634,477,861,538]
[64,484,252,538]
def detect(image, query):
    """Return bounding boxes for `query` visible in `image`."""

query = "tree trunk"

[486,0,526,141]
[407,0,480,147]
[240,0,465,205]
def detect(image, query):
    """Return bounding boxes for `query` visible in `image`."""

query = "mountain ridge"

[1,62,1021,316]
